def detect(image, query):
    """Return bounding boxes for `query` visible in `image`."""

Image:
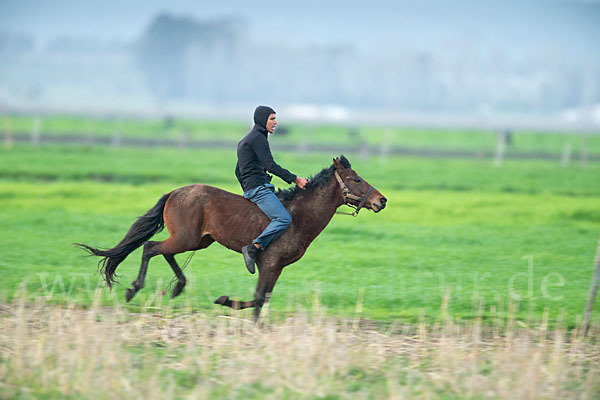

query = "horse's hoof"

[125,288,135,302]
[214,295,229,306]
[171,282,185,299]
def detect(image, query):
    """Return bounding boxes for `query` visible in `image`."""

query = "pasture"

[1,119,600,398]
[1,141,599,323]
[5,114,600,155]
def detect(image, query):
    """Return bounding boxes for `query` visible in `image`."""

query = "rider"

[235,105,308,274]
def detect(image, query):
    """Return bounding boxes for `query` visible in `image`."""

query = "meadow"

[1,119,600,398]
[5,113,600,155]
[0,140,599,325]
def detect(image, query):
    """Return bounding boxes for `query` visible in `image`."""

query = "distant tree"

[135,13,242,99]
[0,31,34,59]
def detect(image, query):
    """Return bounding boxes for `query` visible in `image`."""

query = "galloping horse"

[77,155,387,321]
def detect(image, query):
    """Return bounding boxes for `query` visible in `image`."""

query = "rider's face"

[265,113,277,133]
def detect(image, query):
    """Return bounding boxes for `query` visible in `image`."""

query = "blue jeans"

[243,183,292,250]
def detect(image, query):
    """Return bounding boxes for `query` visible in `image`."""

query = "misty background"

[1,0,599,129]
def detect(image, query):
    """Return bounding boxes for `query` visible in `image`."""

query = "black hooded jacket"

[235,106,297,192]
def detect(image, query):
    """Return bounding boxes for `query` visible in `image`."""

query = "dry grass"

[1,292,599,399]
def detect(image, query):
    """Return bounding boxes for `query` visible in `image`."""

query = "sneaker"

[242,244,258,274]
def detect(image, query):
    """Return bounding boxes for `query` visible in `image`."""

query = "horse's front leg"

[253,267,282,322]
[212,264,282,321]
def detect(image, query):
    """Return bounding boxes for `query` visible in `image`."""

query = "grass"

[0,144,599,327]
[3,114,248,141]
[1,296,599,399]
[1,144,599,195]
[1,125,600,398]
[4,113,600,155]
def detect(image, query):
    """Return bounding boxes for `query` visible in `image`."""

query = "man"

[235,105,308,274]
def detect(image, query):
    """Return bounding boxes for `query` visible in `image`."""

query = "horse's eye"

[353,178,361,183]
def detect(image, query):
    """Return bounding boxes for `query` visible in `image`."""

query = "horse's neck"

[291,176,343,240]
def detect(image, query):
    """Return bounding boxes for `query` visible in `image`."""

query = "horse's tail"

[75,192,171,288]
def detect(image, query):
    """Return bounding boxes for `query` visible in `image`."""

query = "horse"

[76,155,387,321]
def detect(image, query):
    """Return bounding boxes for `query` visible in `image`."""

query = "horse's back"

[169,183,242,203]
[166,184,253,222]
[164,184,269,251]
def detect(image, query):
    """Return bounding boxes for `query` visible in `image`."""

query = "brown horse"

[76,155,386,321]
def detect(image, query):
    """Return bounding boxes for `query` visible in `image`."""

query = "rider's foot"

[242,244,259,274]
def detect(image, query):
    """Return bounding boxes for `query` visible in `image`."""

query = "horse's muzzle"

[371,196,387,212]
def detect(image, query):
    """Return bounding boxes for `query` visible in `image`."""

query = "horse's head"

[332,155,387,214]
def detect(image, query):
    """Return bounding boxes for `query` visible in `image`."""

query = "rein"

[333,170,374,217]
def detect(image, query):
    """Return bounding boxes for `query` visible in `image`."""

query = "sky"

[1,0,599,124]
[1,0,599,59]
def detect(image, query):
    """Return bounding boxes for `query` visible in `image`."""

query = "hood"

[253,105,276,130]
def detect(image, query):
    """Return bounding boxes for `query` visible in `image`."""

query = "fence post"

[494,129,509,167]
[111,131,121,148]
[178,129,188,149]
[31,116,41,146]
[560,141,572,167]
[379,128,391,162]
[580,134,589,167]
[359,143,370,160]
[296,126,309,156]
[3,116,12,148]
[582,237,600,336]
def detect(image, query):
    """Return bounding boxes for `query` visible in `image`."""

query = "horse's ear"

[339,154,351,168]
[333,154,351,170]
[333,157,343,170]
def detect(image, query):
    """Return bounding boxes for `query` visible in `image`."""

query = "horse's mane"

[276,155,351,202]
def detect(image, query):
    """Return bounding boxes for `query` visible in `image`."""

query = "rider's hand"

[295,177,309,189]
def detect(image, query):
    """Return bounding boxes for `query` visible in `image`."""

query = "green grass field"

[2,119,600,399]
[1,140,599,327]
[5,113,600,155]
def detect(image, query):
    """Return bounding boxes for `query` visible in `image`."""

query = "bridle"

[333,169,374,217]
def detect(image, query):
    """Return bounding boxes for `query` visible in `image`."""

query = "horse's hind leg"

[126,233,213,302]
[163,254,186,298]
[125,240,161,302]
[163,234,214,299]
